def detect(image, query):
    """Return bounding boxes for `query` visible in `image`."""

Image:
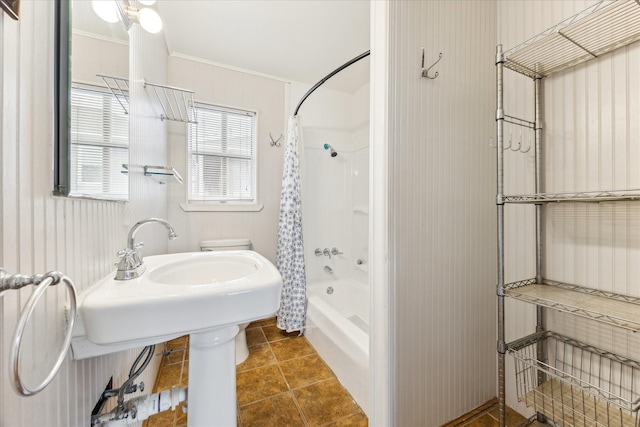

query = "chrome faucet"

[115,218,178,280]
[323,265,334,275]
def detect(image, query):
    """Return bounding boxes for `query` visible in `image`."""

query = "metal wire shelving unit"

[495,1,640,426]
[509,331,640,427]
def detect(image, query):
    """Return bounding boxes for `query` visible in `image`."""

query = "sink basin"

[149,255,259,285]
[78,250,283,346]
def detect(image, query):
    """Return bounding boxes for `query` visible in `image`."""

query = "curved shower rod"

[294,50,371,116]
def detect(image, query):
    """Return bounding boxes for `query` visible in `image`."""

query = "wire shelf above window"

[144,79,197,124]
[97,74,130,115]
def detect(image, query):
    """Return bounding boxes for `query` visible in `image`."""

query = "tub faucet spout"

[323,265,334,275]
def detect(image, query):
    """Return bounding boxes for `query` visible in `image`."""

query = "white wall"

[0,4,169,426]
[72,32,128,86]
[388,1,497,424]
[166,56,286,262]
[497,0,640,415]
[291,80,370,285]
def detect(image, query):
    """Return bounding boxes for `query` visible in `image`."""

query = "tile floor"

[443,398,546,427]
[142,317,539,427]
[143,317,368,427]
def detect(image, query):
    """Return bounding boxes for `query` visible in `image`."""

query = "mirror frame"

[54,0,70,196]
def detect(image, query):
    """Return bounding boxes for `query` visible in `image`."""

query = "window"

[188,103,257,205]
[69,85,129,200]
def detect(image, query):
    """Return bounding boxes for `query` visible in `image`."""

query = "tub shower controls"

[315,247,343,259]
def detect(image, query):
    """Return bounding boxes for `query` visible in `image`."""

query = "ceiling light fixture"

[92,0,162,34]
[134,7,162,33]
[92,0,120,23]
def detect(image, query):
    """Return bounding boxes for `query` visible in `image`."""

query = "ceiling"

[73,1,371,93]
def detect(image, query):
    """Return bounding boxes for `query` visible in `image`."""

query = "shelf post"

[533,66,547,425]
[495,44,506,427]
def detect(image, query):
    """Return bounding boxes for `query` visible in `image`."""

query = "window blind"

[188,103,256,203]
[69,85,129,200]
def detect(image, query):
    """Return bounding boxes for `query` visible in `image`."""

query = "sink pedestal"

[188,325,239,427]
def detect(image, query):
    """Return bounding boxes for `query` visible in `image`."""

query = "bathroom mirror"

[54,0,130,200]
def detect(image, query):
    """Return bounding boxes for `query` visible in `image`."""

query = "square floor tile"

[236,364,289,406]
[240,392,305,427]
[462,414,499,427]
[237,343,277,373]
[293,379,360,427]
[488,406,527,426]
[270,336,315,362]
[280,354,335,389]
[248,317,277,328]
[262,325,298,342]
[324,412,368,427]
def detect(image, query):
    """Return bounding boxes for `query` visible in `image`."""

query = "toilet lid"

[200,239,252,249]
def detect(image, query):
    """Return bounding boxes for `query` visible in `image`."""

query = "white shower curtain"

[276,116,307,333]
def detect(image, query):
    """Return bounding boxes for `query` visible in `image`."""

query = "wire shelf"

[143,80,197,124]
[505,279,640,332]
[503,188,640,204]
[503,0,640,78]
[97,74,129,115]
[509,331,640,426]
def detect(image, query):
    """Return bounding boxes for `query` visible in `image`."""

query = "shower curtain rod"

[293,50,371,116]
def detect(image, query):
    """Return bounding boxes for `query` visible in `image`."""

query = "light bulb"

[92,0,120,23]
[138,0,156,5]
[138,8,162,33]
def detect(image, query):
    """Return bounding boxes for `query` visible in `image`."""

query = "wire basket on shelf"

[508,331,640,427]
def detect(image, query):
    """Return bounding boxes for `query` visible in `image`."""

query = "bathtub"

[305,279,370,416]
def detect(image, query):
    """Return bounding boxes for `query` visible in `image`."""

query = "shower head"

[323,143,338,157]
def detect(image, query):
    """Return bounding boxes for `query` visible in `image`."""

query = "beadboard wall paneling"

[0,4,166,426]
[388,1,497,425]
[166,56,286,262]
[497,0,640,416]
[128,26,170,255]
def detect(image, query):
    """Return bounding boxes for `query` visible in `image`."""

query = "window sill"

[53,193,128,203]
[180,202,264,212]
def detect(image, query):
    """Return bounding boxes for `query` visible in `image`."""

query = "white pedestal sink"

[70,250,282,427]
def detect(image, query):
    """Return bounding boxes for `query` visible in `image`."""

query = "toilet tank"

[200,239,252,252]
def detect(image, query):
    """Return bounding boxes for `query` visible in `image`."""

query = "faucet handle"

[134,242,144,250]
[117,248,133,258]
[115,248,145,280]
[331,247,344,256]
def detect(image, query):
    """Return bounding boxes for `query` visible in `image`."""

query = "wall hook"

[510,129,522,152]
[269,132,282,147]
[504,129,512,150]
[521,130,532,153]
[421,48,443,79]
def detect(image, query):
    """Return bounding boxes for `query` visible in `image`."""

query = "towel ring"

[10,272,77,396]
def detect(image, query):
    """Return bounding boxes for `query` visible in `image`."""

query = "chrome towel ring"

[1,270,77,396]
